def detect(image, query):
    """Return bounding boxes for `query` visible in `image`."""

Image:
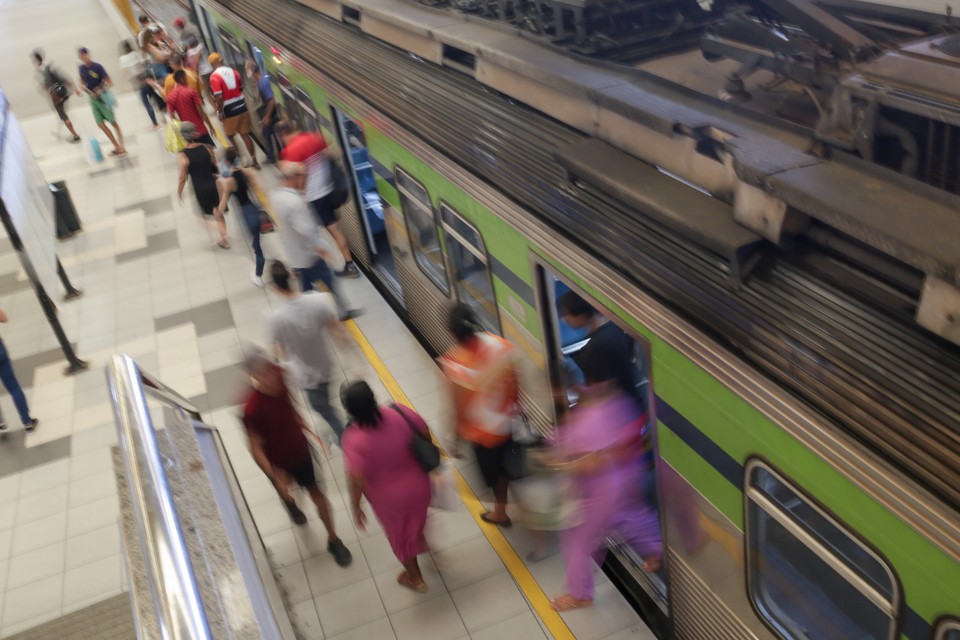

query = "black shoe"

[335,263,361,278]
[338,308,364,322]
[23,419,38,433]
[285,501,308,525]
[328,538,353,567]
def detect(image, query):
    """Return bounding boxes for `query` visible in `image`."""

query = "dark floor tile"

[153,306,193,333]
[10,344,79,388]
[0,271,32,294]
[203,364,245,411]
[154,299,234,337]
[116,195,173,217]
[0,430,71,478]
[188,393,210,416]
[147,229,180,253]
[115,246,150,264]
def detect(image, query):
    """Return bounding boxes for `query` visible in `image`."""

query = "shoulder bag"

[391,403,440,472]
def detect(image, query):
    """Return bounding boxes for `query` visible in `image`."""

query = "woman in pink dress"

[341,380,433,592]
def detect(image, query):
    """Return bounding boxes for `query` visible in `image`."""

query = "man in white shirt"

[267,261,349,446]
[271,162,359,319]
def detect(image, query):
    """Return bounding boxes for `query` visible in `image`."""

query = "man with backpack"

[31,50,81,143]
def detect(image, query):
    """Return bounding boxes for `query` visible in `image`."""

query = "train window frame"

[439,202,501,335]
[744,458,901,640]
[395,167,450,294]
[934,617,960,640]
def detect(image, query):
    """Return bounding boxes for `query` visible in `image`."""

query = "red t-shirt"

[280,132,330,200]
[209,66,246,116]
[242,379,311,470]
[167,86,208,135]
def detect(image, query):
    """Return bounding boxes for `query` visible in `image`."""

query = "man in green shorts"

[77,47,126,156]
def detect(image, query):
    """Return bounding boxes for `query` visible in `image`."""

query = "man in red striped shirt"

[167,70,216,146]
[209,53,258,167]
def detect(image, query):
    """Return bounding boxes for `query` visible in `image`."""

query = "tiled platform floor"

[0,80,655,640]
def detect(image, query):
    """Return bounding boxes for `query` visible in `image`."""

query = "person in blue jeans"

[0,310,38,433]
[246,62,279,163]
[218,147,268,287]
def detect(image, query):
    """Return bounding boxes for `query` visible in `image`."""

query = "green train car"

[190,0,960,637]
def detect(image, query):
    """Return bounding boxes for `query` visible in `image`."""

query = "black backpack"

[44,65,68,101]
[329,158,350,209]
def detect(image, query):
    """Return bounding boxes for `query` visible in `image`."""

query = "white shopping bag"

[430,461,459,511]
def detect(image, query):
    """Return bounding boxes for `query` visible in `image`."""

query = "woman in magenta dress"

[341,380,434,592]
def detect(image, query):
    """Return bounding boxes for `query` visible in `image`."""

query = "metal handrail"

[107,354,212,640]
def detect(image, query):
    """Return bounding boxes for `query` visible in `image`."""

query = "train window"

[396,168,449,293]
[935,619,960,640]
[745,460,899,640]
[440,203,499,334]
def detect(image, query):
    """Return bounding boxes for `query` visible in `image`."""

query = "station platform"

[0,5,657,638]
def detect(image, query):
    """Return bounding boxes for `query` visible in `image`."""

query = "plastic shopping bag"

[430,461,459,511]
[165,120,187,154]
[511,470,582,531]
[83,136,103,165]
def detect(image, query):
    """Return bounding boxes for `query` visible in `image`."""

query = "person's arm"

[197,93,216,134]
[0,309,9,323]
[210,77,224,119]
[243,169,267,209]
[348,473,367,530]
[177,153,189,202]
[261,97,275,125]
[245,428,274,479]
[216,176,236,215]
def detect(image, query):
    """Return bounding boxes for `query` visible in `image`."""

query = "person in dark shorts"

[31,50,80,142]
[242,347,353,566]
[176,122,228,248]
[77,47,125,156]
[218,147,268,286]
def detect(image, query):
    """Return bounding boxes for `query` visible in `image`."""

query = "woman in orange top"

[440,304,520,527]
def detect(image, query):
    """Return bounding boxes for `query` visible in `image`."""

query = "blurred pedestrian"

[31,49,80,142]
[77,47,125,156]
[278,121,358,277]
[267,260,348,446]
[167,70,215,146]
[247,61,279,163]
[119,39,165,130]
[439,303,520,527]
[137,14,177,56]
[0,309,38,433]
[270,162,358,317]
[141,28,173,81]
[241,348,353,566]
[218,148,267,286]
[172,16,201,51]
[176,122,228,248]
[341,381,433,592]
[549,349,662,612]
[209,53,258,167]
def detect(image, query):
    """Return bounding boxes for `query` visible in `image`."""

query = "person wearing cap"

[241,346,353,567]
[172,16,201,51]
[177,121,228,248]
[271,162,359,317]
[209,52,259,168]
[77,47,125,156]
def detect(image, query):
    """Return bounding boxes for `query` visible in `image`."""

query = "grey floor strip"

[4,593,133,640]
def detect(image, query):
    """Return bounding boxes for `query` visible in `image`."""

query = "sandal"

[397,571,428,593]
[479,511,512,528]
[216,239,231,250]
[641,556,662,573]
[551,594,593,612]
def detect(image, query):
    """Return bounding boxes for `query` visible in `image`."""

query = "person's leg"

[112,120,124,149]
[242,204,265,277]
[139,84,158,126]
[305,484,337,540]
[0,343,32,426]
[240,132,258,167]
[64,118,80,140]
[327,221,353,265]
[305,383,346,444]
[474,443,510,525]
[97,122,121,152]
[261,121,277,162]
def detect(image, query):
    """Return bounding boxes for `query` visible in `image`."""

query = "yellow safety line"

[343,319,575,640]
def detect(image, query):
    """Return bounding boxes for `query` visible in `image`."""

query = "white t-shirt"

[119,51,149,88]
[269,292,339,388]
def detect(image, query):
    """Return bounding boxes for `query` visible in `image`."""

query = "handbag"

[391,404,441,472]
[259,210,276,234]
[329,158,350,209]
[429,461,459,510]
[164,121,186,154]
[504,414,545,481]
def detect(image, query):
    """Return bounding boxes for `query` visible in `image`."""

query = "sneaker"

[68,135,81,143]
[251,274,264,288]
[328,538,353,567]
[23,419,38,434]
[285,501,308,525]
[335,263,361,278]
[338,308,364,321]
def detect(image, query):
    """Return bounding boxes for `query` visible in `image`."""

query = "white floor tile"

[372,555,443,613]
[432,536,506,591]
[449,571,530,632]
[0,574,63,629]
[313,578,387,637]
[10,511,67,556]
[387,592,467,640]
[17,459,70,496]
[67,469,117,507]
[326,616,396,640]
[288,598,325,639]
[61,553,122,610]
[276,562,313,606]
[65,522,121,569]
[6,541,65,589]
[14,484,68,526]
[66,493,119,538]
[470,610,548,640]
[302,543,371,598]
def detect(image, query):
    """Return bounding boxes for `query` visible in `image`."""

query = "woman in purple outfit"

[341,380,434,593]
[550,351,663,612]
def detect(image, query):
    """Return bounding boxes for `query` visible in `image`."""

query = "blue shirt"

[258,75,274,102]
[79,62,108,92]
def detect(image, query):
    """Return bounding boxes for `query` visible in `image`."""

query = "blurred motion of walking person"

[440,303,520,527]
[218,148,268,286]
[119,40,165,130]
[208,53,259,168]
[341,381,433,592]
[241,348,353,566]
[0,309,38,433]
[176,122,228,248]
[31,49,80,142]
[247,61,279,163]
[77,47,125,156]
[549,346,662,612]
[267,260,349,448]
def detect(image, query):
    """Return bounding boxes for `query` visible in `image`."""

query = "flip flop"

[479,511,512,528]
[397,571,428,593]
[551,594,593,612]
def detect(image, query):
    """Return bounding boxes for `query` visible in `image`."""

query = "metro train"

[187,0,960,637]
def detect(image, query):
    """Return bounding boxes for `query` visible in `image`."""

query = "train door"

[274,72,300,126]
[332,109,402,297]
[535,263,671,637]
[216,27,245,70]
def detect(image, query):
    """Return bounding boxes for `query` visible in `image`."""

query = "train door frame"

[216,26,246,69]
[531,257,672,637]
[190,0,217,55]
[274,72,300,126]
